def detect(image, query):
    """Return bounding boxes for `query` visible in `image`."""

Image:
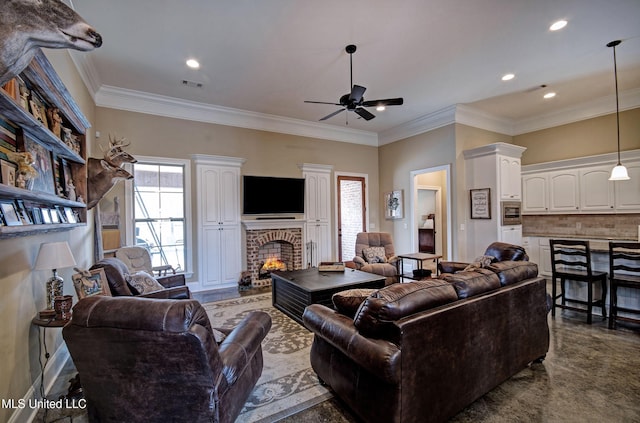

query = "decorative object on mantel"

[34,241,77,310]
[0,0,102,86]
[385,190,404,220]
[606,40,630,181]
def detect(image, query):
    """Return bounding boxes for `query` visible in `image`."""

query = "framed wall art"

[470,188,491,219]
[384,190,404,220]
[0,202,23,226]
[72,268,112,299]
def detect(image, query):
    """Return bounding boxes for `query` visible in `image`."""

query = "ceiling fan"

[305,44,403,122]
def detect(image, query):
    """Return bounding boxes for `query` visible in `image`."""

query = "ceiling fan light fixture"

[549,20,568,31]
[376,105,386,111]
[543,92,556,99]
[501,73,515,81]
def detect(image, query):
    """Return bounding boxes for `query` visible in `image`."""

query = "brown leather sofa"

[303,261,549,423]
[63,295,272,423]
[90,257,190,299]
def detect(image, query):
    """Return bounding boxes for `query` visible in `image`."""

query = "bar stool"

[550,239,607,324]
[608,242,640,330]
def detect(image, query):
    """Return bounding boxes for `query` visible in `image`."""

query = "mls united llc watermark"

[2,398,86,410]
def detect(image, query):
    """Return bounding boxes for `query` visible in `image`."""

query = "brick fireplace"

[243,220,305,287]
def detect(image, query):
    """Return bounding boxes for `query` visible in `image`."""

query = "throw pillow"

[362,246,387,263]
[212,328,227,344]
[332,288,377,318]
[126,271,165,295]
[462,254,496,272]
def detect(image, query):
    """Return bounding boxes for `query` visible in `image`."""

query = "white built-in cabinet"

[463,143,526,259]
[193,154,245,289]
[522,151,640,214]
[299,163,333,266]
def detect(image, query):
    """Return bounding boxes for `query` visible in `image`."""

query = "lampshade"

[35,241,77,271]
[609,164,630,181]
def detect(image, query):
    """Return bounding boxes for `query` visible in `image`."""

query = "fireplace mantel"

[242,219,307,230]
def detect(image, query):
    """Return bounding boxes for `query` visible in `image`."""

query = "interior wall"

[513,108,640,165]
[0,50,96,423]
[93,107,380,281]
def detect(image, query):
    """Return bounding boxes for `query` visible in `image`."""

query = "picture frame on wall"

[384,190,404,220]
[470,188,491,219]
[23,137,55,194]
[72,268,112,299]
[0,159,17,186]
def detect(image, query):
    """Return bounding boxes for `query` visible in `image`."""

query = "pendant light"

[607,40,630,181]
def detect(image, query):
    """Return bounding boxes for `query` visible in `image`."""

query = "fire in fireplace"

[259,257,288,279]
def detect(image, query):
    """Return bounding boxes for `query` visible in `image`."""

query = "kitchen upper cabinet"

[548,170,580,212]
[580,166,615,211]
[522,174,548,213]
[615,162,640,210]
[499,156,521,200]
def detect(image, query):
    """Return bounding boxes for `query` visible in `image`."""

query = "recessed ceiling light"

[543,92,556,99]
[502,73,515,81]
[376,105,386,111]
[186,59,200,69]
[549,20,567,31]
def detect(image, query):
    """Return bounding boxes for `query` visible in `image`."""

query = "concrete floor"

[42,283,640,422]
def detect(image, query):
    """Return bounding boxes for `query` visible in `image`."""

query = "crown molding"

[93,85,379,146]
[378,105,458,145]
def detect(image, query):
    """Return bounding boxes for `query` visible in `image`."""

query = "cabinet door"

[218,167,240,224]
[500,157,521,200]
[219,225,241,283]
[549,170,579,212]
[201,167,221,225]
[201,227,223,286]
[522,174,548,213]
[305,172,331,222]
[614,162,640,211]
[500,225,522,245]
[539,244,552,276]
[580,166,615,211]
[306,222,332,266]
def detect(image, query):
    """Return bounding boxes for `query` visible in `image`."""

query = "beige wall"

[514,108,640,164]
[93,107,380,281]
[0,50,96,423]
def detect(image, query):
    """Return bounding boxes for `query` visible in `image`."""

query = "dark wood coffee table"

[271,268,386,324]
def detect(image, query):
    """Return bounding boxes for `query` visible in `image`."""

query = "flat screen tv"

[242,175,305,215]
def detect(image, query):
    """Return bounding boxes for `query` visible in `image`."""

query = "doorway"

[336,175,367,262]
[410,165,452,260]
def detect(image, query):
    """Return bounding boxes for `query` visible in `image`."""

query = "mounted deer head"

[87,159,133,210]
[0,0,102,85]
[100,135,137,167]
[87,134,137,210]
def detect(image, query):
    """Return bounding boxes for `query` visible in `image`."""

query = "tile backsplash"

[522,214,640,240]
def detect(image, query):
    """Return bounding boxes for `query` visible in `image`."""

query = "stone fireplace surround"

[242,219,305,287]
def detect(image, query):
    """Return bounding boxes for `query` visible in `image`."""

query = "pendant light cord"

[613,43,621,165]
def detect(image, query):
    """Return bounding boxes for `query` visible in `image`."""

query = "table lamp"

[34,241,77,310]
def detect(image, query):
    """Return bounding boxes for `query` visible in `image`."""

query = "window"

[125,156,192,274]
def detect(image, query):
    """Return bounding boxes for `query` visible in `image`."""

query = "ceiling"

[67,0,640,145]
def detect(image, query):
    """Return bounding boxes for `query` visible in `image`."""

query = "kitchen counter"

[522,234,637,252]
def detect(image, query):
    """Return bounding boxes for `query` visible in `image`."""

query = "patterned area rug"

[203,293,332,422]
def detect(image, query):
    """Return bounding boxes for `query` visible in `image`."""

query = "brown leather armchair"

[63,296,272,423]
[91,257,190,299]
[438,241,529,274]
[352,232,399,285]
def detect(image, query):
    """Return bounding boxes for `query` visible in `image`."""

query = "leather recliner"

[352,232,399,285]
[63,295,272,423]
[438,241,529,274]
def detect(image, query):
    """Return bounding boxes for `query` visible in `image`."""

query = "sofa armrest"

[438,261,469,274]
[352,256,366,269]
[139,286,190,299]
[218,311,272,385]
[303,304,401,384]
[156,273,185,288]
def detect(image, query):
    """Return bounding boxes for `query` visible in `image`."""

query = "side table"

[32,315,69,400]
[397,253,443,281]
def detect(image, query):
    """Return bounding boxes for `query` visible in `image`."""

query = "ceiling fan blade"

[349,85,366,103]
[354,107,375,121]
[304,100,342,106]
[319,109,345,121]
[362,97,404,107]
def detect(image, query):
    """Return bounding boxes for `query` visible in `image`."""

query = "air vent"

[182,80,203,88]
